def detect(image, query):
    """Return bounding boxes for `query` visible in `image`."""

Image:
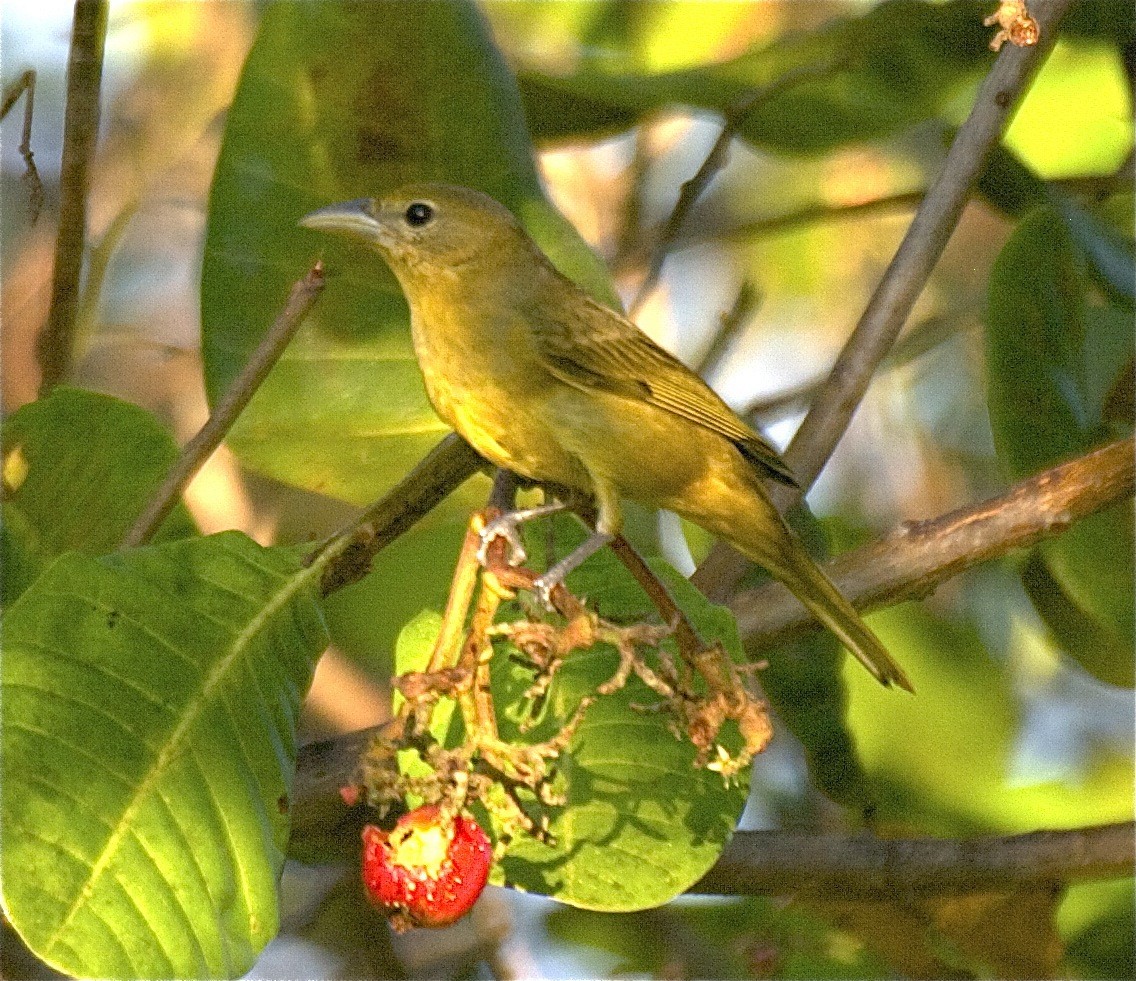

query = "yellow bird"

[302,184,912,692]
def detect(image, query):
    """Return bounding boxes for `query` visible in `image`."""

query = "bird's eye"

[404,202,434,228]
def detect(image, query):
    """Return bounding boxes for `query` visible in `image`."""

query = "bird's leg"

[477,500,568,567]
[530,473,622,607]
[531,529,615,606]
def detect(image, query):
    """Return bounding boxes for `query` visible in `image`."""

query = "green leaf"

[391,527,750,911]
[1,532,328,978]
[497,552,749,911]
[201,0,615,505]
[517,0,992,153]
[987,206,1135,685]
[0,388,196,604]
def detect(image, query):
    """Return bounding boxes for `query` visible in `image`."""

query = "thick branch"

[732,440,1134,647]
[693,0,1074,599]
[38,0,108,393]
[122,263,326,547]
[691,821,1135,898]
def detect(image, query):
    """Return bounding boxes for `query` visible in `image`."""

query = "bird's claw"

[530,573,561,611]
[477,514,528,568]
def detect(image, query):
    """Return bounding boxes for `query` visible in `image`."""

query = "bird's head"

[300,183,532,282]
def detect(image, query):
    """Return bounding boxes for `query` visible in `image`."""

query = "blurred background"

[2,1,1132,977]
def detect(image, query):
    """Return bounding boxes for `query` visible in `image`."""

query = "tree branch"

[691,821,1135,898]
[38,0,109,393]
[692,0,1075,600]
[121,263,326,548]
[310,433,484,596]
[732,439,1134,647]
[293,441,1131,831]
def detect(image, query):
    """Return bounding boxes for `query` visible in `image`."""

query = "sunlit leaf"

[1,533,328,978]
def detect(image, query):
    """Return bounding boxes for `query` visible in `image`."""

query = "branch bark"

[121,263,326,548]
[731,439,1134,648]
[691,821,1135,898]
[38,0,108,393]
[692,0,1075,600]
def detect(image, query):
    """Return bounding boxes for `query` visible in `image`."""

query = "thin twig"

[121,263,327,548]
[616,191,924,276]
[691,821,1135,898]
[1,69,43,223]
[740,307,980,423]
[693,281,759,379]
[311,433,484,596]
[629,61,842,317]
[693,0,1074,600]
[38,0,109,393]
[732,439,1134,647]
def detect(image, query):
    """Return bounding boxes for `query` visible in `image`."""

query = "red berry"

[361,805,492,930]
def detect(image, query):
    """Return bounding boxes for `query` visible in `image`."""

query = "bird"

[301,184,913,692]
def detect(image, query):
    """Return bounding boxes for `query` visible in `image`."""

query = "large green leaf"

[0,388,196,605]
[1,532,328,978]
[393,524,750,911]
[516,0,992,153]
[201,0,615,506]
[986,206,1134,685]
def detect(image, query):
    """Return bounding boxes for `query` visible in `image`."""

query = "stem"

[312,433,484,596]
[121,263,326,548]
[691,821,1135,898]
[630,61,842,317]
[692,0,1075,600]
[38,0,109,393]
[732,439,1135,647]
[1,69,43,223]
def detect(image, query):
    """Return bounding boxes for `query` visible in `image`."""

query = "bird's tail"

[733,524,914,693]
[779,546,914,692]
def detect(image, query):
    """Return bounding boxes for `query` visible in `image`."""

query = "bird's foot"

[476,502,566,568]
[530,530,614,610]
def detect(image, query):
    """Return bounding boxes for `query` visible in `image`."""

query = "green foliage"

[201,0,616,506]
[390,530,751,912]
[517,0,993,152]
[987,206,1135,686]
[1,533,328,978]
[0,388,196,604]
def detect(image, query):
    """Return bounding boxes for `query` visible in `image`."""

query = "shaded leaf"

[518,0,992,153]
[987,206,1134,685]
[0,388,196,604]
[1,533,328,978]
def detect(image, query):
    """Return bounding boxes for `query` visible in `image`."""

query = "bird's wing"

[532,294,798,486]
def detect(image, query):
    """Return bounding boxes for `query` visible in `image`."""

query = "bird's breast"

[409,301,587,490]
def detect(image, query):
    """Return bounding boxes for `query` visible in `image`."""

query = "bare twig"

[691,821,1135,898]
[1,69,43,223]
[693,0,1075,600]
[732,439,1134,647]
[311,433,484,596]
[740,307,980,423]
[38,0,109,393]
[629,62,842,317]
[121,263,327,547]
[693,281,759,379]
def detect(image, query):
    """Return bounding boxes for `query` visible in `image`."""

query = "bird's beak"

[300,198,384,243]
